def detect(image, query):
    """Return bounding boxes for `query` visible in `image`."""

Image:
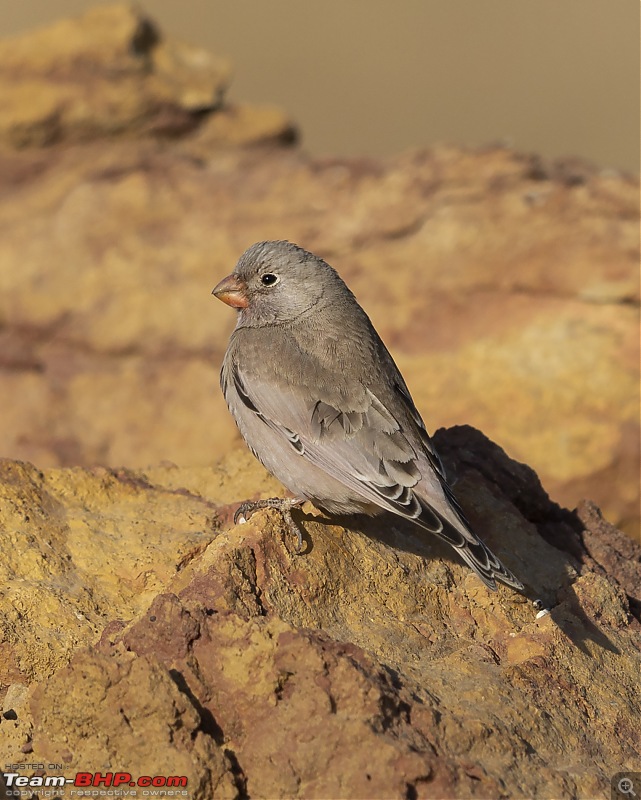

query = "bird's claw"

[233,497,305,553]
[233,501,259,526]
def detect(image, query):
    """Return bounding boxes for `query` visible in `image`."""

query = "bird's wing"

[227,361,523,591]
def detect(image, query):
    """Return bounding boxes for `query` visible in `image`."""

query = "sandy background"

[3,0,639,171]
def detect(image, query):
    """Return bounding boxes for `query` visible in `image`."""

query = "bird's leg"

[234,496,306,552]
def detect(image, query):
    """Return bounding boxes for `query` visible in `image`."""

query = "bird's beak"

[212,274,249,308]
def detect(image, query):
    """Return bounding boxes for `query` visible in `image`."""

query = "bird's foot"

[234,497,306,553]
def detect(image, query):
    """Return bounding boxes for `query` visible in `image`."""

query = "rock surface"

[1,427,640,798]
[0,7,638,541]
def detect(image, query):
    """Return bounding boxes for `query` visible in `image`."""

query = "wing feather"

[230,361,522,591]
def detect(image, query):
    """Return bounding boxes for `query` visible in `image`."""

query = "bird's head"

[213,240,349,327]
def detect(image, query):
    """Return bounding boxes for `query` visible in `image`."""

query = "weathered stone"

[30,650,238,799]
[0,5,220,147]
[0,427,639,797]
[0,458,219,685]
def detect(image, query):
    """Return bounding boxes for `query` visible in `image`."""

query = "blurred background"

[3,0,639,171]
[0,1,638,539]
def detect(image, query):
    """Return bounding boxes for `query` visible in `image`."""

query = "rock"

[0,427,639,797]
[0,4,223,148]
[0,4,294,149]
[0,457,225,684]
[30,650,239,798]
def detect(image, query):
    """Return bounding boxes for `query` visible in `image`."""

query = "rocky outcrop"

[0,4,294,150]
[1,427,640,798]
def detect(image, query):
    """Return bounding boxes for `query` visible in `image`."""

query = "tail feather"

[411,497,524,592]
[448,532,524,592]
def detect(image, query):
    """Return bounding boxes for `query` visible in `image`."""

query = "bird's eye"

[261,273,279,286]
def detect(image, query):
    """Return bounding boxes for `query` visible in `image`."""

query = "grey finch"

[213,241,523,592]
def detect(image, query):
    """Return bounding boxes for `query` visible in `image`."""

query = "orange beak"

[212,274,249,308]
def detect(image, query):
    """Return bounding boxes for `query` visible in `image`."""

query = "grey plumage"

[213,240,523,592]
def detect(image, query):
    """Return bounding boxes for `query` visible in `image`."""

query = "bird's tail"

[444,526,524,592]
[411,496,524,592]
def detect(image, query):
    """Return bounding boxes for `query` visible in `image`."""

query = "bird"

[212,240,523,592]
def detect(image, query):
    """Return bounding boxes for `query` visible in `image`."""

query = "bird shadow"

[293,505,519,592]
[546,586,621,656]
[295,505,513,582]
[291,506,622,657]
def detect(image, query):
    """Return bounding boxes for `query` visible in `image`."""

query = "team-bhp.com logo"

[3,771,189,796]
